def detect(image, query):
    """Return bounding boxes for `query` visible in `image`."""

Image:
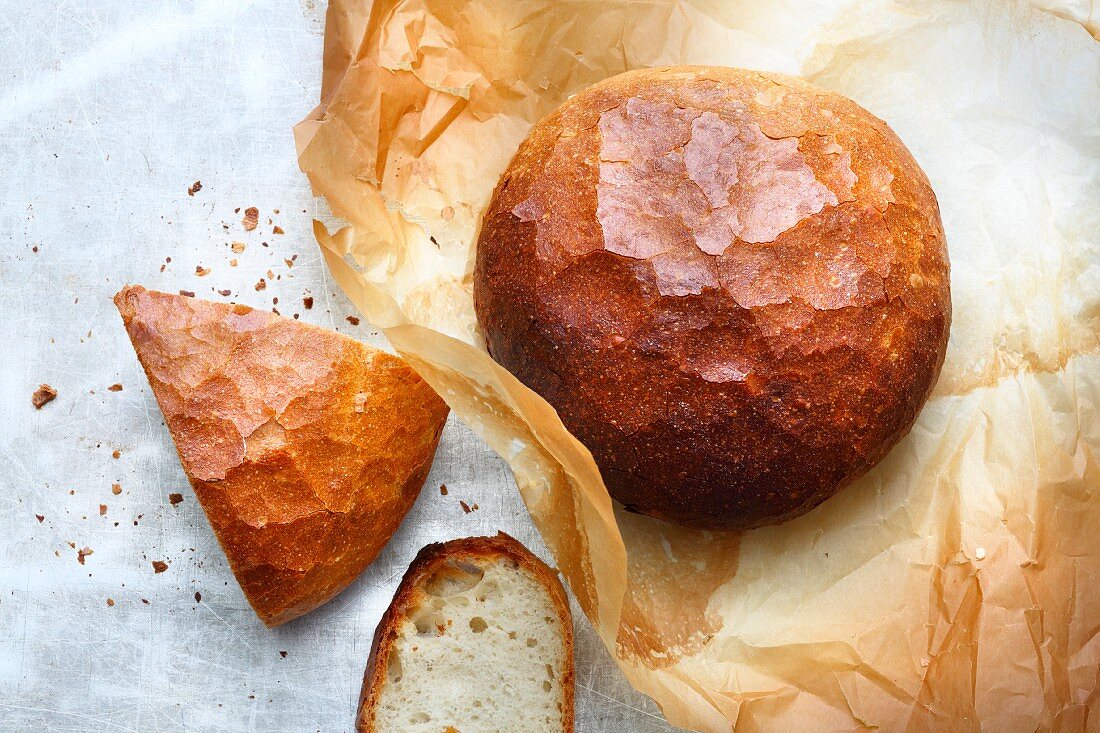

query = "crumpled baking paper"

[295,1,1100,729]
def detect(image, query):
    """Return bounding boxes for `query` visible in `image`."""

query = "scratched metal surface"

[0,2,679,731]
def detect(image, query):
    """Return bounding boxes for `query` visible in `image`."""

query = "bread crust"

[357,532,575,733]
[474,66,951,529]
[114,285,449,626]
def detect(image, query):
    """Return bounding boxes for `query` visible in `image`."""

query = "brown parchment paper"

[295,1,1100,730]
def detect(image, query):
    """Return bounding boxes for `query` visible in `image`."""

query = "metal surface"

[0,2,677,730]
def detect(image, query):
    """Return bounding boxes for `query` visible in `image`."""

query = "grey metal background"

[0,1,678,730]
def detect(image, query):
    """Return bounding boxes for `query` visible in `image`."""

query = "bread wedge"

[358,533,574,733]
[114,285,448,626]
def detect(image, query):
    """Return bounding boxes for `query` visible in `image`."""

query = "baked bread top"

[475,67,951,528]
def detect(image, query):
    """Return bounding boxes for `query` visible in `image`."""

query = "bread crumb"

[112,483,122,495]
[284,258,294,268]
[974,547,986,561]
[441,206,455,220]
[194,591,201,602]
[141,598,149,605]
[168,493,183,506]
[274,226,285,235]
[255,279,267,291]
[187,181,202,196]
[440,484,448,496]
[99,504,107,516]
[460,501,472,514]
[112,450,121,460]
[77,547,93,565]
[152,560,168,574]
[106,598,115,607]
[32,384,57,409]
[107,383,123,392]
[279,651,288,658]
[303,296,313,309]
[346,315,360,326]
[195,265,211,277]
[242,207,259,231]
[231,241,246,253]
[179,290,195,298]
[35,514,44,523]
[218,289,231,297]
[229,258,238,267]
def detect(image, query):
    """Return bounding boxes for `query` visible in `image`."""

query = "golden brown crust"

[474,66,951,529]
[114,285,449,626]
[356,532,575,733]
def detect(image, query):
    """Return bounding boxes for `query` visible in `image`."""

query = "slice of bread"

[357,533,574,733]
[114,285,449,626]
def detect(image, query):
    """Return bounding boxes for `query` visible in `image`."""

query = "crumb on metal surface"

[32,384,57,409]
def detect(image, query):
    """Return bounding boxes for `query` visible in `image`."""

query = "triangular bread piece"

[358,533,574,732]
[115,285,448,626]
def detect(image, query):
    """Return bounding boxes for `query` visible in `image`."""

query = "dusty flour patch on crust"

[596,97,838,271]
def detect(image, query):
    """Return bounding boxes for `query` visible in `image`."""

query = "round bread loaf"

[474,67,950,529]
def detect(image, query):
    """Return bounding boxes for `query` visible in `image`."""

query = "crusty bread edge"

[113,285,451,628]
[356,532,575,732]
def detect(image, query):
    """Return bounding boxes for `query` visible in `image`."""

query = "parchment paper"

[295,1,1100,729]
